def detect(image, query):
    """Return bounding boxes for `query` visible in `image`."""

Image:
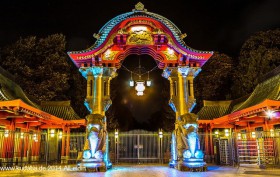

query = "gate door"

[116,130,162,163]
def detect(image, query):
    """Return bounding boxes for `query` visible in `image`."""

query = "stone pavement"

[0,164,280,177]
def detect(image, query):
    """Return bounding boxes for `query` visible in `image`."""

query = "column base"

[170,159,207,172]
[77,158,112,172]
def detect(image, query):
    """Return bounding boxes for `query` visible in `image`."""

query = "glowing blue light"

[171,132,177,162]
[83,150,91,159]
[195,150,204,159]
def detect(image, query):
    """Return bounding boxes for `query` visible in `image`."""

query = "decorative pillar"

[65,127,70,163]
[22,123,29,164]
[205,124,209,156]
[3,120,16,166]
[78,66,116,170]
[61,126,67,164]
[209,126,214,162]
[164,66,206,171]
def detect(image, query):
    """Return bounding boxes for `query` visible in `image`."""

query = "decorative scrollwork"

[127,29,153,45]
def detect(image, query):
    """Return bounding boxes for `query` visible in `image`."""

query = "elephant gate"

[68,2,213,171]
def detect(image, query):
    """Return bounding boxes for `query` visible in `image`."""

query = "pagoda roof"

[198,66,280,120]
[41,101,81,121]
[198,100,233,120]
[68,3,212,56]
[233,72,279,112]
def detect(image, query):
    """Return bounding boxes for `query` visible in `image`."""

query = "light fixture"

[251,132,256,138]
[129,71,134,87]
[131,26,147,32]
[225,129,229,137]
[159,130,163,138]
[50,129,55,138]
[115,130,118,139]
[266,110,275,120]
[135,81,145,96]
[237,133,241,140]
[20,132,24,139]
[4,130,9,138]
[146,71,151,87]
[215,131,219,137]
[58,132,63,139]
[167,48,174,55]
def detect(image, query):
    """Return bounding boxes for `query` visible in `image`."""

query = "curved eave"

[68,11,213,65]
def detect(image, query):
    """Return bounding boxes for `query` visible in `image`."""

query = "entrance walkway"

[0,164,280,177]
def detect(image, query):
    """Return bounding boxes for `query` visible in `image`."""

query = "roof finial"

[133,2,147,12]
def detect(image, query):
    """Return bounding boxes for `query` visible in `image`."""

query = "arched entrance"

[68,2,213,171]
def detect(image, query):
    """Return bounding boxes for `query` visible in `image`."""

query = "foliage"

[194,52,234,112]
[231,29,280,98]
[0,34,88,117]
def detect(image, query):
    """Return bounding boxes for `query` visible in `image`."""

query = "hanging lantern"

[135,81,145,96]
[146,71,151,86]
[129,80,134,87]
[146,80,151,87]
[129,71,134,87]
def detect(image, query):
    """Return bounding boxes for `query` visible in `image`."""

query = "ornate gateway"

[68,2,213,171]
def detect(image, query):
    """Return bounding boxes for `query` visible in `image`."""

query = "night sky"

[0,0,279,123]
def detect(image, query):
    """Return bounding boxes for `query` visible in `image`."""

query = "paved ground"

[0,164,280,177]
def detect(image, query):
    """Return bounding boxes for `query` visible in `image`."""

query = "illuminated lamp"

[251,132,256,138]
[266,110,275,120]
[20,132,24,139]
[214,131,219,137]
[115,130,118,138]
[146,80,151,87]
[4,130,9,138]
[50,129,55,138]
[167,48,174,55]
[146,71,151,87]
[159,130,163,138]
[225,129,229,137]
[58,132,63,139]
[237,133,241,140]
[129,71,134,87]
[131,26,147,32]
[135,81,145,96]
[130,80,134,87]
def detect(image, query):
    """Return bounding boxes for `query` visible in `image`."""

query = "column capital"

[178,66,189,77]
[103,67,118,78]
[79,66,103,79]
[162,67,178,79]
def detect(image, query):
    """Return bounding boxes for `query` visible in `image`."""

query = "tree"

[0,34,88,117]
[231,29,280,98]
[194,52,234,112]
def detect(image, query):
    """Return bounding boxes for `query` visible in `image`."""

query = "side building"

[0,66,85,165]
[197,66,280,165]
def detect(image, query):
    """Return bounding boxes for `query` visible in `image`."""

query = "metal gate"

[111,130,171,163]
[233,131,278,167]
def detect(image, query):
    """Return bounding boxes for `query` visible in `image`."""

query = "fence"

[1,129,280,167]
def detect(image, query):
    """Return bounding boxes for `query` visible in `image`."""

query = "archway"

[107,54,174,131]
[68,2,213,171]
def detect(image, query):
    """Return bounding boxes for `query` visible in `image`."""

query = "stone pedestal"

[77,158,112,172]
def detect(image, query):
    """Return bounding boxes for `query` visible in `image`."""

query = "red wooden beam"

[0,119,11,126]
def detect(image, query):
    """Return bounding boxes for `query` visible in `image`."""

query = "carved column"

[82,67,117,115]
[163,66,190,117]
